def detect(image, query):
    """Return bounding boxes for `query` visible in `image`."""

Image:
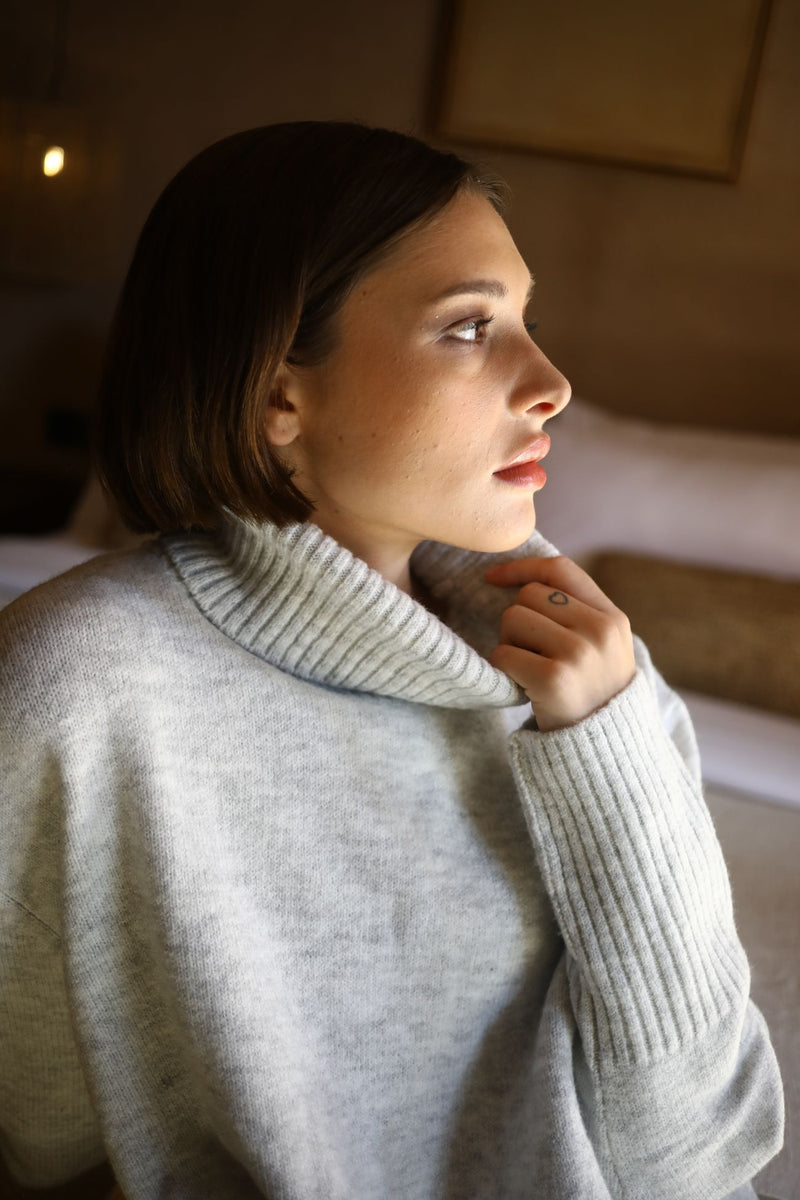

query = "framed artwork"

[431,0,772,180]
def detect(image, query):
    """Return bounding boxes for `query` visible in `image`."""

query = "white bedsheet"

[0,534,98,608]
[706,783,800,1200]
[683,691,800,812]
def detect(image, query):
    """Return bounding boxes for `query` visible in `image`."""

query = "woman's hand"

[486,555,636,732]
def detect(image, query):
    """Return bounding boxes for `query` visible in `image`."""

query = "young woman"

[0,122,783,1199]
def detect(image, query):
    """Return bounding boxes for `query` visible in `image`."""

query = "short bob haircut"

[95,121,506,534]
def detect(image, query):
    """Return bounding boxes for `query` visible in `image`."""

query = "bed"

[1,401,798,1198]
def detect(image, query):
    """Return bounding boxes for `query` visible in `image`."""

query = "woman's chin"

[444,511,537,556]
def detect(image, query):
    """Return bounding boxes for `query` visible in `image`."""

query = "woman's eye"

[448,316,494,344]
[525,319,538,338]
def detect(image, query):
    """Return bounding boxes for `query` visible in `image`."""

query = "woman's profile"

[0,122,783,1199]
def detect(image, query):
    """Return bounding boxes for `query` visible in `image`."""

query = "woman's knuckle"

[615,608,632,635]
[596,619,617,651]
[519,582,541,605]
[547,659,572,693]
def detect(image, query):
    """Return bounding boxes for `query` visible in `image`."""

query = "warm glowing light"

[42,146,65,176]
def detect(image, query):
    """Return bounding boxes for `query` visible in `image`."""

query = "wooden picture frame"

[430,0,772,180]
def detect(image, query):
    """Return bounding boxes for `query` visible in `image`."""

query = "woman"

[0,122,783,1199]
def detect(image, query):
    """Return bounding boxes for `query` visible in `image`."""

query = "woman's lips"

[493,435,550,488]
[493,460,547,487]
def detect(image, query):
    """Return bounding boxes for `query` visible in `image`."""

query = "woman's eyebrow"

[429,275,536,305]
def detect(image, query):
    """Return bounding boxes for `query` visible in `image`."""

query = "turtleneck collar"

[161,516,558,710]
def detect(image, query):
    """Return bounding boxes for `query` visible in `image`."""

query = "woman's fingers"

[497,601,583,659]
[486,554,636,731]
[490,605,583,715]
[485,554,620,615]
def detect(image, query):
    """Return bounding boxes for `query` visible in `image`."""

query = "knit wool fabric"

[0,516,784,1199]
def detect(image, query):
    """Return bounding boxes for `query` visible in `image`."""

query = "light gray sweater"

[0,516,783,1199]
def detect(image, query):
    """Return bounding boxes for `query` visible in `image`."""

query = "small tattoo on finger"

[548,590,569,605]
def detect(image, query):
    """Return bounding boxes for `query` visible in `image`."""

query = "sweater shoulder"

[0,540,194,710]
[1,539,172,637]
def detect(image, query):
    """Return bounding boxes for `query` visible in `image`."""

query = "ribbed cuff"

[509,669,749,1068]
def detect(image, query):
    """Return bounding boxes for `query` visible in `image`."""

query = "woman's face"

[274,188,571,581]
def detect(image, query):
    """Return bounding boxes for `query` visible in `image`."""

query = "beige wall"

[493,0,800,436]
[1,0,798,490]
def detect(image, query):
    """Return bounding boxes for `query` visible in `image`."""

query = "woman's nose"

[512,343,571,418]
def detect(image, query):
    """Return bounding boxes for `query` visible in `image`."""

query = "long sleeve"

[507,636,784,1199]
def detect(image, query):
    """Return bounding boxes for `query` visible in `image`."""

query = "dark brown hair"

[94,121,506,533]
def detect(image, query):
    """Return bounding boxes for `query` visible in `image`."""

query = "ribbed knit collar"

[162,517,558,709]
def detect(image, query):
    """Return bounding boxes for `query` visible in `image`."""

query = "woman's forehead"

[356,192,531,307]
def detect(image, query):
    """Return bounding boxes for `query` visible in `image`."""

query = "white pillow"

[0,536,99,608]
[535,398,800,578]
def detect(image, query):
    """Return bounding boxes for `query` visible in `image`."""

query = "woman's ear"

[265,366,303,447]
